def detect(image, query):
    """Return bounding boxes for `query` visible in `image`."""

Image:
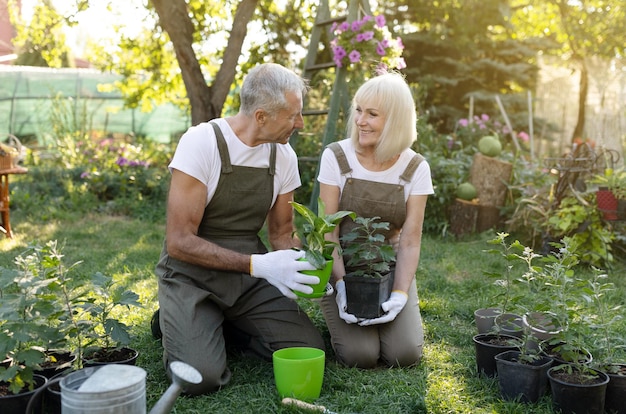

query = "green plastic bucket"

[272,347,325,402]
[60,365,146,414]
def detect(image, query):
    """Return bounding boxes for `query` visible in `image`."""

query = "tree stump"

[469,153,513,207]
[466,153,513,232]
[450,199,478,236]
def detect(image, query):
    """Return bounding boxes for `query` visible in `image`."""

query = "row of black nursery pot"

[472,314,626,414]
[0,346,139,414]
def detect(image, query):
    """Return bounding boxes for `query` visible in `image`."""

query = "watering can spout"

[148,361,203,414]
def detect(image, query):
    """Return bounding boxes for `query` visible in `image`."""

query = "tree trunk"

[571,57,588,143]
[152,0,258,125]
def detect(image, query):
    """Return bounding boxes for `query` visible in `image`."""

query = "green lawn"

[2,210,625,413]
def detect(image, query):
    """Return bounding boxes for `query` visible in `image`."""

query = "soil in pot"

[37,350,77,379]
[0,373,47,414]
[494,350,553,403]
[344,272,393,319]
[474,307,502,334]
[603,363,626,414]
[82,347,139,367]
[548,365,609,414]
[473,333,522,378]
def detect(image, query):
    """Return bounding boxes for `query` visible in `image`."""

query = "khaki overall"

[156,122,324,395]
[320,142,425,368]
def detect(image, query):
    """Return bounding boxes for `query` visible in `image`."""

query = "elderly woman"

[318,71,434,368]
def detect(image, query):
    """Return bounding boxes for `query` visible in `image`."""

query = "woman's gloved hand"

[250,250,319,299]
[335,280,358,324]
[358,290,407,326]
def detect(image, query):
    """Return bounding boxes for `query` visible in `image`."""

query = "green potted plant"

[480,232,525,337]
[79,271,142,366]
[0,256,56,412]
[340,216,396,319]
[585,269,626,414]
[291,198,355,298]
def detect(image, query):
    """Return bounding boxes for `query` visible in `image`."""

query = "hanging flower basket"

[330,14,405,71]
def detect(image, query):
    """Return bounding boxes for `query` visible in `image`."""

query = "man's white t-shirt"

[169,118,301,207]
[317,139,434,200]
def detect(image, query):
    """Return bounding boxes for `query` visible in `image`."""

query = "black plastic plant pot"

[344,272,393,319]
[472,333,522,378]
[495,350,553,403]
[548,365,609,414]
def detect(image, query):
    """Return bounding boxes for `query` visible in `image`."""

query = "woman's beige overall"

[320,142,424,368]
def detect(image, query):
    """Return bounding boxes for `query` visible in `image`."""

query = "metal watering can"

[26,361,202,414]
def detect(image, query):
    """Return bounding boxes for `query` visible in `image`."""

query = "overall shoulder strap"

[400,153,425,182]
[269,143,276,176]
[209,121,233,174]
[328,142,352,175]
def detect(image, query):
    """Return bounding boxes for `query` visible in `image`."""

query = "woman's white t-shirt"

[169,118,301,207]
[317,139,434,200]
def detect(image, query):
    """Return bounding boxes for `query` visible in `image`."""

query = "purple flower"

[348,50,361,63]
[481,114,490,122]
[458,119,469,127]
[376,42,386,56]
[80,172,90,179]
[396,37,404,50]
[338,21,350,32]
[375,14,386,27]
[351,20,363,31]
[356,31,374,42]
[333,45,347,61]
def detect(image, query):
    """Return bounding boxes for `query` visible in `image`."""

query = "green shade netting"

[0,65,190,143]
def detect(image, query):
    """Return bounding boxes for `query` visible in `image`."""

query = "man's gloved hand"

[250,250,319,299]
[335,280,358,324]
[359,290,408,326]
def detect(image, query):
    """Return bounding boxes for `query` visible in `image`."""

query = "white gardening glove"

[250,250,319,299]
[359,290,408,326]
[335,280,358,324]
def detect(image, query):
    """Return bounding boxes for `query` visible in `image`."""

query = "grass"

[2,209,625,414]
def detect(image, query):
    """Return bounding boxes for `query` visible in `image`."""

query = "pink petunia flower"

[375,14,386,27]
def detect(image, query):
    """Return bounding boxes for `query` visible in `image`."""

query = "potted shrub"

[0,257,54,413]
[476,233,525,335]
[585,269,626,414]
[340,216,396,319]
[290,198,355,299]
[79,271,142,366]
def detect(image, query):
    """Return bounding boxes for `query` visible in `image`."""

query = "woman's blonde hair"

[347,72,417,162]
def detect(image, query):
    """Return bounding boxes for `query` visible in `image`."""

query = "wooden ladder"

[301,0,372,209]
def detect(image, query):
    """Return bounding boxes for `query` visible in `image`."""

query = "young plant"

[79,272,142,361]
[291,198,355,269]
[340,216,396,278]
[0,243,69,393]
[584,269,625,374]
[483,232,527,314]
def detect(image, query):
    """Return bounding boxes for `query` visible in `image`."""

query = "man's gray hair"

[240,63,309,117]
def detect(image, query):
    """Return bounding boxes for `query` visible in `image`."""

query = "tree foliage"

[509,0,626,142]
[9,0,87,67]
